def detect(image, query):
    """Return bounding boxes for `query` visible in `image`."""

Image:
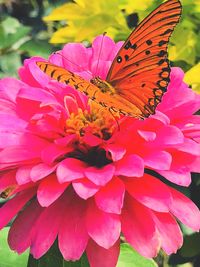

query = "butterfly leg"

[108,107,120,131]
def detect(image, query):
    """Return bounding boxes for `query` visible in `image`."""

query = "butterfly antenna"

[94,32,107,77]
[53,52,92,77]
[108,108,120,132]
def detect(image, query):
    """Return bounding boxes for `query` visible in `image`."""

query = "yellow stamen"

[65,103,116,140]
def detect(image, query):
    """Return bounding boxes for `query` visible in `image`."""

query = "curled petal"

[152,211,183,254]
[95,177,125,214]
[86,239,120,267]
[37,174,69,207]
[0,188,36,230]
[169,187,200,231]
[72,179,100,200]
[59,194,89,261]
[144,151,172,170]
[115,155,144,177]
[57,158,85,183]
[86,200,121,249]
[85,164,115,186]
[30,194,67,259]
[8,200,43,253]
[121,196,160,258]
[125,174,172,212]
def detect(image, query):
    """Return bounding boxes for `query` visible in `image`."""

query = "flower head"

[0,36,200,267]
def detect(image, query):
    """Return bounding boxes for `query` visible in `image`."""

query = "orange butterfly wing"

[37,0,182,119]
[106,0,182,117]
[36,61,100,98]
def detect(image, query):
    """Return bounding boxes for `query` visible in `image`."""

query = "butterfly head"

[90,77,115,94]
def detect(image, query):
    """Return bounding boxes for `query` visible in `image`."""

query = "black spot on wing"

[146,40,153,45]
[117,56,122,63]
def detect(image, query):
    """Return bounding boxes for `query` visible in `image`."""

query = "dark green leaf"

[27,241,90,267]
[179,233,200,258]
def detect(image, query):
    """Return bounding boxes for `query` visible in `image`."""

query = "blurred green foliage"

[0,0,200,267]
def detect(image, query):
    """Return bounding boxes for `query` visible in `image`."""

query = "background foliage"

[0,0,200,267]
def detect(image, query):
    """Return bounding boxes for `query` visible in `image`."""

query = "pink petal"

[156,125,184,145]
[72,179,100,199]
[125,174,172,212]
[152,211,183,254]
[91,60,111,80]
[8,200,44,253]
[152,111,170,124]
[37,174,69,207]
[86,239,120,267]
[92,35,116,63]
[177,138,200,156]
[58,193,89,260]
[0,170,17,191]
[82,133,102,147]
[0,113,26,132]
[0,188,36,229]
[41,144,69,164]
[85,164,115,186]
[169,187,200,231]
[0,132,22,148]
[15,165,33,185]
[64,95,78,114]
[138,130,156,141]
[106,144,126,161]
[86,200,121,249]
[62,43,91,73]
[31,194,67,259]
[57,158,85,183]
[95,177,125,214]
[0,147,39,164]
[0,77,24,102]
[30,163,57,182]
[144,151,172,170]
[121,196,160,258]
[158,67,192,112]
[115,155,144,177]
[159,170,191,186]
[54,134,76,146]
[18,85,58,106]
[22,57,51,87]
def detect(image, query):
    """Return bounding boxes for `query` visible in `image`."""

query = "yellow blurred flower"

[44,0,131,43]
[184,63,200,93]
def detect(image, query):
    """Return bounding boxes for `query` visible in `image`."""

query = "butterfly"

[37,0,182,119]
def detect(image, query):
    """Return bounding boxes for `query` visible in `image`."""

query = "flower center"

[68,146,112,168]
[65,104,116,140]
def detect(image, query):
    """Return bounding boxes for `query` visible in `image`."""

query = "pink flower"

[0,35,200,267]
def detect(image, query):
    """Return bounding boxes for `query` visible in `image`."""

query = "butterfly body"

[37,0,182,120]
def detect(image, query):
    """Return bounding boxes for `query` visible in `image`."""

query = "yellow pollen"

[65,104,116,139]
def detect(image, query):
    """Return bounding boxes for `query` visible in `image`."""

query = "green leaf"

[0,17,31,50]
[0,227,28,267]
[179,233,200,258]
[20,40,53,58]
[0,52,22,77]
[169,26,198,65]
[117,243,158,267]
[27,241,90,267]
[1,17,21,34]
